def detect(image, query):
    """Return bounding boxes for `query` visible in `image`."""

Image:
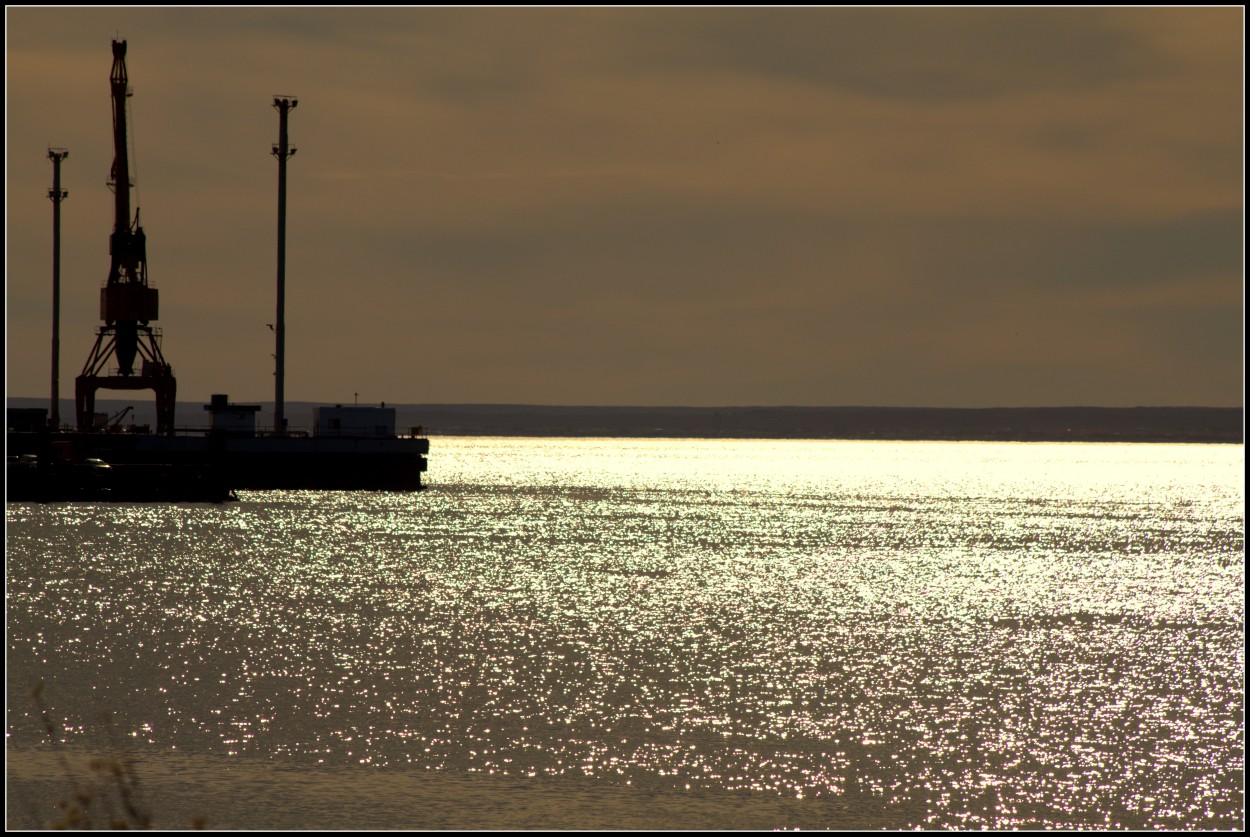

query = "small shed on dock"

[204,394,261,436]
[314,404,396,438]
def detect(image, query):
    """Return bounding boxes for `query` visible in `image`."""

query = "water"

[6,438,1244,829]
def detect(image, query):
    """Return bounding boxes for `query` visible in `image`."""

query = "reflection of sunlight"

[5,440,1243,829]
[434,437,1243,511]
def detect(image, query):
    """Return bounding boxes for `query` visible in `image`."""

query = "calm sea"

[5,438,1244,829]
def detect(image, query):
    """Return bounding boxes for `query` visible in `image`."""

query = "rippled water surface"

[6,439,1245,829]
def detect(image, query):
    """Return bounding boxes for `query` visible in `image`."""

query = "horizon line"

[5,395,1243,412]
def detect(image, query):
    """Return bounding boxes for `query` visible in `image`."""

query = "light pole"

[48,147,69,429]
[272,95,297,434]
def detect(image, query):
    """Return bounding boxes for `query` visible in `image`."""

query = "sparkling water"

[6,438,1244,829]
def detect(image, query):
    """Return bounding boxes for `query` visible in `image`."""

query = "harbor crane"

[75,40,177,435]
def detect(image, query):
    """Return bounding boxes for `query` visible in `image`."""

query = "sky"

[5,7,1244,408]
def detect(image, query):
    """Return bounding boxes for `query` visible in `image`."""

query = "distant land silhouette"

[7,398,1242,443]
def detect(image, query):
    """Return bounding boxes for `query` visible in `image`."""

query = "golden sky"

[6,7,1243,406]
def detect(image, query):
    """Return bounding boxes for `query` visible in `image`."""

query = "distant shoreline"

[407,404,1245,444]
[7,398,1242,444]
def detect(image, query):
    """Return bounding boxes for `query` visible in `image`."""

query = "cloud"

[626,8,1168,100]
[6,8,1242,407]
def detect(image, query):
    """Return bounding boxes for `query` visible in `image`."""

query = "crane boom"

[109,39,132,242]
